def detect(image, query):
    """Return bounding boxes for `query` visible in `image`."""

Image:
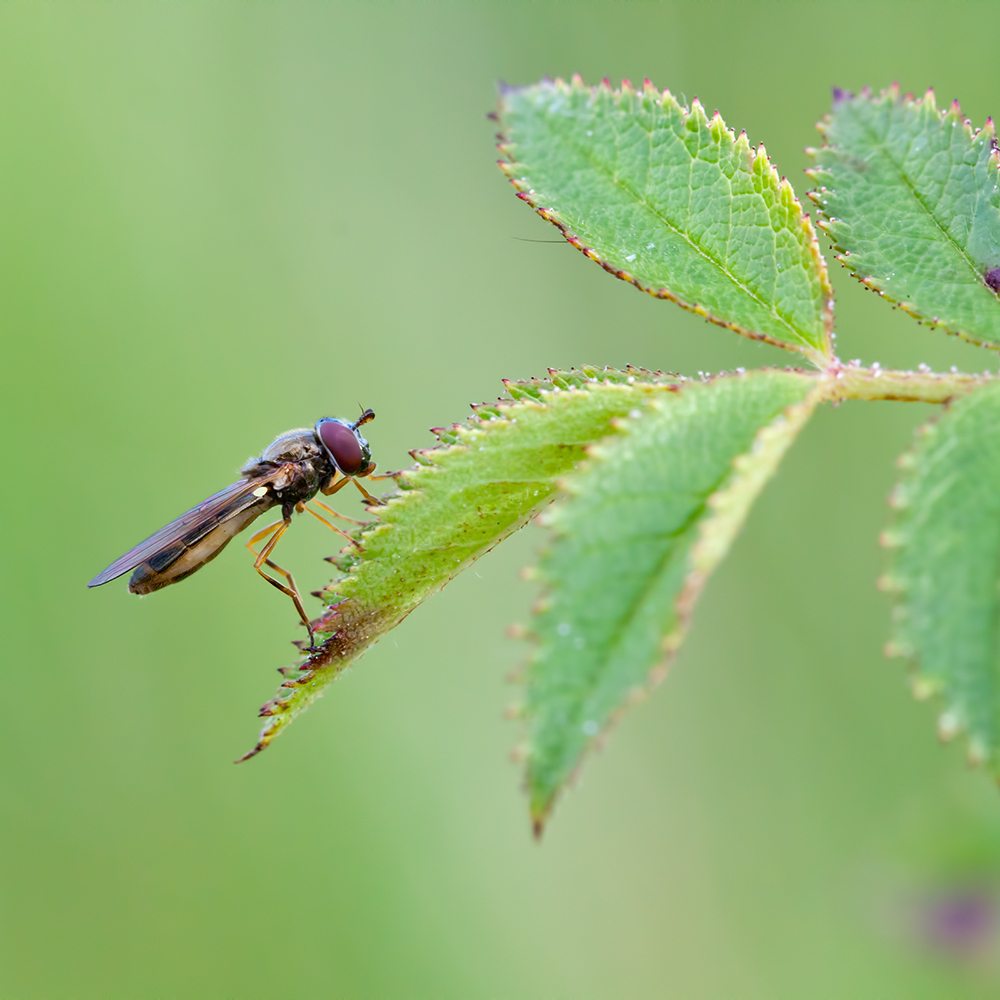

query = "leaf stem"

[823,362,995,404]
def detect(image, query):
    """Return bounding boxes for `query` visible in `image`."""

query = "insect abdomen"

[129,502,271,594]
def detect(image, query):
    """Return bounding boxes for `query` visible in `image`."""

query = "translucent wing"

[87,468,288,588]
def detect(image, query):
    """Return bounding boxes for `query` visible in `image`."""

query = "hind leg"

[247,518,316,648]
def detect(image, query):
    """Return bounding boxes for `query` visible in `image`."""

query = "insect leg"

[251,518,316,648]
[363,464,404,483]
[310,497,366,526]
[320,473,351,497]
[246,518,284,552]
[351,477,387,506]
[248,519,307,598]
[247,519,314,616]
[303,503,363,549]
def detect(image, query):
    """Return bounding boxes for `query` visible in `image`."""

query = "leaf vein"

[860,115,985,285]
[543,120,809,344]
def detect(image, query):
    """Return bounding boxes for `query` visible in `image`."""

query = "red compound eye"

[318,419,364,474]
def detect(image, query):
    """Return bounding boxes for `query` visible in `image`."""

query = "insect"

[88,409,388,648]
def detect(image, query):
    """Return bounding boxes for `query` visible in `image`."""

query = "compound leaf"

[525,369,820,830]
[496,76,834,363]
[239,367,686,760]
[884,380,1000,767]
[808,85,1000,347]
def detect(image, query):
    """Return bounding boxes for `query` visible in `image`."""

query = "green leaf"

[808,85,1000,348]
[524,369,820,830]
[496,76,834,363]
[884,380,1000,767]
[238,367,686,760]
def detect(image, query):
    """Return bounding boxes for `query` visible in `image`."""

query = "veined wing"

[87,468,289,588]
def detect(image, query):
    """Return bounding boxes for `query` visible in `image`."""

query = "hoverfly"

[88,409,386,648]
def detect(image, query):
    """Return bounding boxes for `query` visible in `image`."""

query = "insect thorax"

[241,428,334,505]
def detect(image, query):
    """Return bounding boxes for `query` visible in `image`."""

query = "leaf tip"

[528,789,555,840]
[234,741,266,764]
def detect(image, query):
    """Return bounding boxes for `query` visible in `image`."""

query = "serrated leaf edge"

[806,84,1000,350]
[237,367,687,761]
[525,370,822,832]
[496,74,835,366]
[881,404,995,767]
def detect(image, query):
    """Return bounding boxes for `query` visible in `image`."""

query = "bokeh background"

[4,2,1000,996]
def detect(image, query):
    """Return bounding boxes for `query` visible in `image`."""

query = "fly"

[88,409,389,648]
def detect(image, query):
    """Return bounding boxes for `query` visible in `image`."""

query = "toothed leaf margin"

[240,368,687,759]
[524,369,820,830]
[497,76,834,362]
[885,380,1000,766]
[808,85,1000,347]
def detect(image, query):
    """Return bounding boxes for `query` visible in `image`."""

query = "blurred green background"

[5,1,1000,996]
